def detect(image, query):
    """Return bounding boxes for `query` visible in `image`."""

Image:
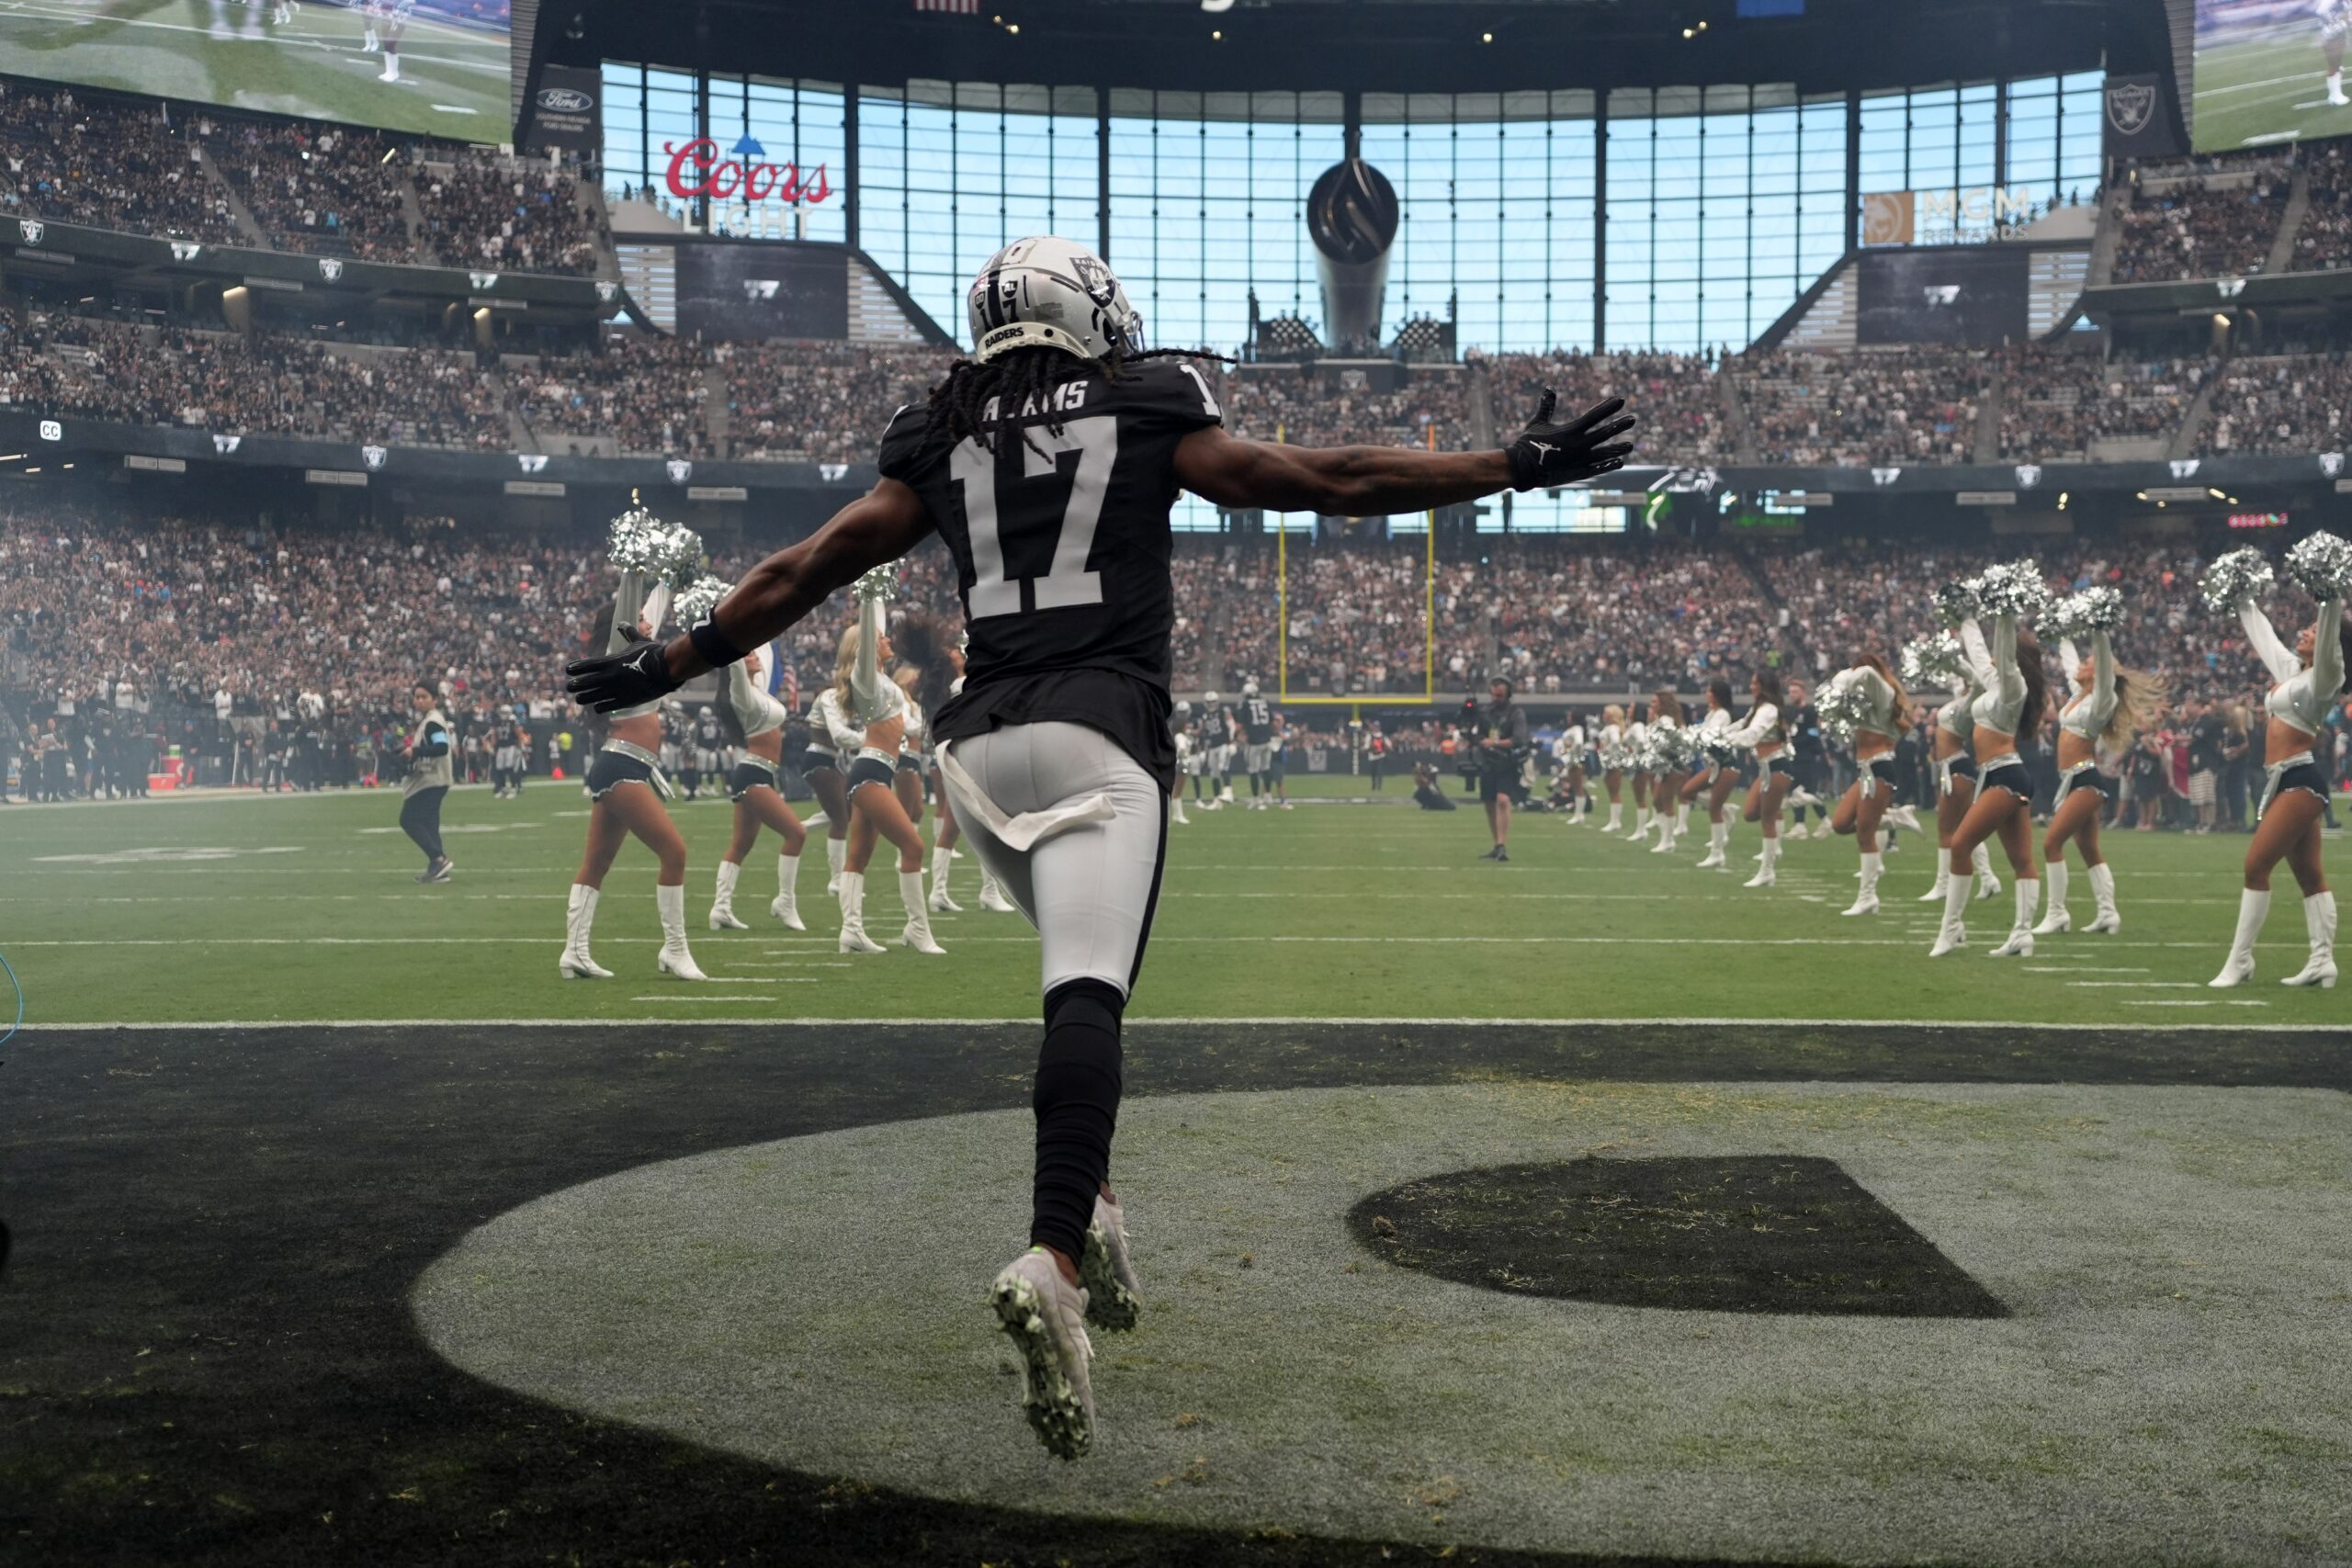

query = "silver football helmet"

[967,236,1147,365]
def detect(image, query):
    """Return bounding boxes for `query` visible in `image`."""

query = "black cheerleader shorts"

[586,749,659,799]
[728,761,779,801]
[845,755,897,795]
[1945,755,1979,784]
[2056,767,2120,805]
[798,746,842,778]
[1865,757,1900,794]
[1764,755,1795,782]
[2263,761,2334,813]
[1980,761,2033,799]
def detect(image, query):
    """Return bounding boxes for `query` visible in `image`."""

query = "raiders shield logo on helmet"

[1069,253,1118,307]
[666,459,692,484]
[2106,80,2156,136]
[361,445,388,470]
[17,220,41,245]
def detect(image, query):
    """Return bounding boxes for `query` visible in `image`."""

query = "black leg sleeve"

[1029,977,1125,1261]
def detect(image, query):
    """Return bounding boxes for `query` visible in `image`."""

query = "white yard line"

[17,1013,2343,1032]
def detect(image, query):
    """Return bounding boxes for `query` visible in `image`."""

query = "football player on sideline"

[566,235,1635,1461]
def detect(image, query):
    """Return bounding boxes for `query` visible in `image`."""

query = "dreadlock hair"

[889,610,959,716]
[923,344,1237,457]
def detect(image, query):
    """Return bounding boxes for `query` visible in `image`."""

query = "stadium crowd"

[2111,154,2290,284]
[719,341,949,463]
[2199,355,2352,457]
[1993,350,2205,459]
[2290,141,2352,275]
[1736,348,1984,466]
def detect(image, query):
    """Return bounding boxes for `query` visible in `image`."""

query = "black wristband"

[688,618,749,671]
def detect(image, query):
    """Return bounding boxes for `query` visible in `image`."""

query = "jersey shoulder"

[876,401,933,485]
[1102,355,1225,430]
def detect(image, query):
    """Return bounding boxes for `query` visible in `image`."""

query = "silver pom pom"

[673,574,729,626]
[606,495,704,587]
[2201,547,2276,615]
[1900,631,1968,689]
[1933,581,1980,627]
[1971,559,2053,620]
[853,564,900,604]
[1815,678,1873,747]
[2286,532,2352,603]
[2050,586,2123,639]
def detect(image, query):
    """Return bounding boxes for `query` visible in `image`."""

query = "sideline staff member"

[401,683,455,884]
[1477,676,1530,862]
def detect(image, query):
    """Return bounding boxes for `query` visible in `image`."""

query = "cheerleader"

[1727,671,1792,888]
[832,582,947,956]
[1595,704,1628,831]
[1821,652,1922,917]
[1625,709,1654,841]
[561,569,707,982]
[1555,714,1590,825]
[707,641,810,933]
[1646,689,1688,854]
[802,668,855,896]
[1914,655,2003,908]
[2027,617,2157,936]
[1167,702,1194,829]
[1932,579,2050,959]
[1680,678,1740,869]
[931,642,979,906]
[694,705,725,799]
[2210,546,2346,988]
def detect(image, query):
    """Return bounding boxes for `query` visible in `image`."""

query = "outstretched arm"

[567,480,933,711]
[1173,391,1634,516]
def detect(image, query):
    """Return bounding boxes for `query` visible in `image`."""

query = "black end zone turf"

[1351,1156,2008,1318]
[2,1021,2344,1566]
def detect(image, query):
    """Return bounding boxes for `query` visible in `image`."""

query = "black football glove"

[565,628,682,713]
[1503,389,1638,492]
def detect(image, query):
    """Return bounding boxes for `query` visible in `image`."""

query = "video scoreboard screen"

[2192,0,2352,152]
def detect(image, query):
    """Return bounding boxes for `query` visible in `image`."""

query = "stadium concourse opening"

[10,0,2352,1562]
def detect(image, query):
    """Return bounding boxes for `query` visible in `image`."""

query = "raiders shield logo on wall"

[2324,453,2345,479]
[17,220,42,245]
[2106,80,2155,136]
[594,280,618,303]
[319,258,345,282]
[361,445,388,470]
[2014,465,2042,490]
[666,459,693,484]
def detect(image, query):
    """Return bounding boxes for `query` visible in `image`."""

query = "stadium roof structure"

[536,0,2169,104]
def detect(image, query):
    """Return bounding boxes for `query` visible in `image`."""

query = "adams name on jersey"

[876,355,1223,786]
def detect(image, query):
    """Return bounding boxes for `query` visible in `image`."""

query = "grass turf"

[0,0,509,143]
[3,774,2343,1028]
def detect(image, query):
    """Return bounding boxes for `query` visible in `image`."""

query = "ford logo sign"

[537,87,594,113]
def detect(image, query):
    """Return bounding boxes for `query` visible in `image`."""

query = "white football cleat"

[1080,1195,1142,1331]
[989,1249,1095,1461]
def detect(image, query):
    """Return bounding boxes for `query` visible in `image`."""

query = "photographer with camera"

[1476,676,1530,862]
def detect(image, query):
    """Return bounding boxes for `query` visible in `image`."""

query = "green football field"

[0,0,509,143]
[5,774,2344,1028]
[2193,22,2352,152]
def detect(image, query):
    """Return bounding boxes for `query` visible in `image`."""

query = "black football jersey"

[1240,696,1275,742]
[877,356,1223,785]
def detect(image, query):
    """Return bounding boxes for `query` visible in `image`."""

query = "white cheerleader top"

[2242,597,2346,738]
[1961,615,2027,736]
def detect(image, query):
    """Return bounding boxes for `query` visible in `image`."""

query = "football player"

[567,234,1634,1461]
[1237,678,1278,809]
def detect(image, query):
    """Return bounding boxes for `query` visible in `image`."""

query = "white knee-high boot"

[929,844,963,912]
[1842,852,1881,916]
[2285,891,2338,988]
[559,883,612,978]
[899,868,945,954]
[2033,861,2070,935]
[1676,802,1690,834]
[1990,876,2039,957]
[838,872,885,954]
[1697,819,1728,868]
[1929,867,1973,956]
[1920,852,1951,903]
[1973,842,2001,899]
[1604,801,1623,833]
[656,883,707,979]
[826,835,846,893]
[1743,835,1778,888]
[2085,862,2120,933]
[2211,888,2270,987]
[710,860,749,930]
[771,851,805,931]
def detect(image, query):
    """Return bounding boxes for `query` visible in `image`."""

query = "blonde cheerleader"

[1932,564,2052,958]
[831,578,947,957]
[707,633,810,933]
[1906,638,2003,909]
[2035,607,2163,937]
